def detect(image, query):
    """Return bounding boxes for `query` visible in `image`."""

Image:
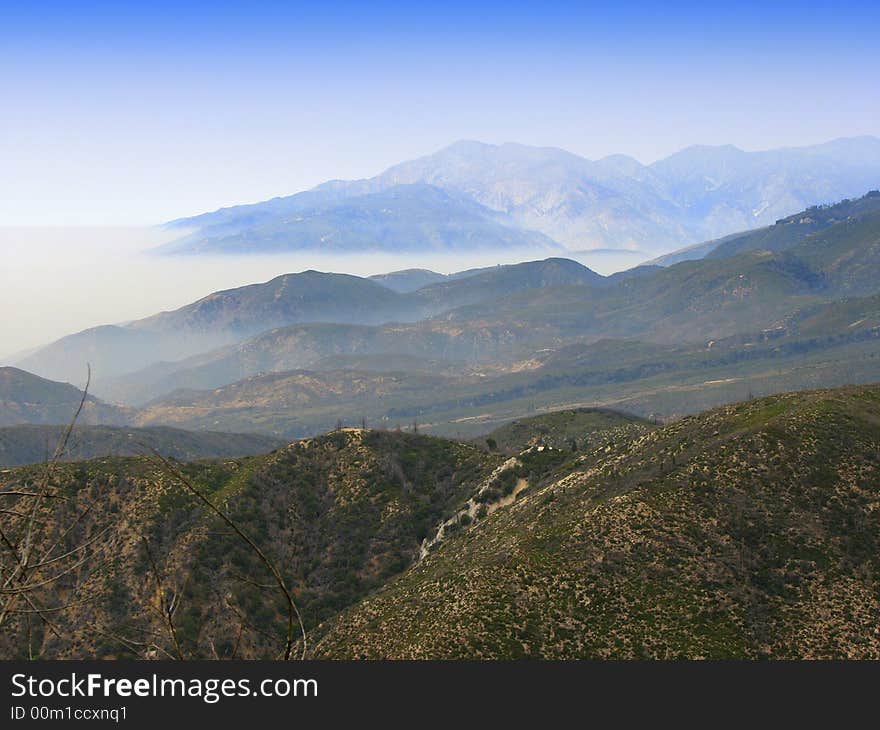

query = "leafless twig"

[146,448,307,659]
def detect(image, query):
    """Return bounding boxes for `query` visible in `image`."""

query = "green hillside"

[311,384,880,659]
[3,385,879,659]
[706,191,880,260]
[0,429,500,659]
[478,408,653,454]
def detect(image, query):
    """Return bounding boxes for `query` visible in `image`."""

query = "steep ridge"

[0,430,500,658]
[0,367,130,427]
[159,183,559,255]
[706,191,880,262]
[651,190,880,265]
[311,385,880,659]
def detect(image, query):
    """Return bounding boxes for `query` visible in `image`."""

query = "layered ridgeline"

[17,258,597,387]
[12,192,880,437]
[14,271,418,383]
[0,425,283,468]
[115,192,880,430]
[0,367,130,427]
[1,385,878,659]
[161,137,880,255]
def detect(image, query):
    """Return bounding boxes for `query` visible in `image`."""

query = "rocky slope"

[311,385,880,659]
[2,386,879,659]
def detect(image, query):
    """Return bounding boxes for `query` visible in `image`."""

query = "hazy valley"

[3,145,880,661]
[4,189,878,444]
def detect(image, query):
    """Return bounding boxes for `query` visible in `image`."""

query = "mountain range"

[162,183,558,255]
[16,258,599,387]
[160,136,880,255]
[5,191,880,446]
[4,182,880,659]
[0,424,283,468]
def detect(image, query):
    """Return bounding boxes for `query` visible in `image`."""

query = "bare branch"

[146,448,307,660]
[140,536,184,660]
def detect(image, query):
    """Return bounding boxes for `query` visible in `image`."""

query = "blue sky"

[2,0,879,225]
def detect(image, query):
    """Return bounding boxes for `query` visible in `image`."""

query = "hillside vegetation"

[478,408,653,454]
[311,385,880,659]
[0,429,500,659]
[2,385,879,659]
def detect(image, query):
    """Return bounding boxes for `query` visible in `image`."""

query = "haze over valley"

[0,226,577,360]
[4,0,880,663]
[5,188,880,446]
[4,135,879,362]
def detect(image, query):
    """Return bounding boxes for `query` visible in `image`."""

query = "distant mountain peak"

[443,139,495,152]
[161,136,880,256]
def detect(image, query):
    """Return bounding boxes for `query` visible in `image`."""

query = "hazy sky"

[3,0,879,226]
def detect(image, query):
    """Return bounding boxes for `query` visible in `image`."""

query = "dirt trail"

[419,459,527,560]
[487,478,528,515]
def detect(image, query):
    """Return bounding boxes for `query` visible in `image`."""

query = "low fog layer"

[0,227,646,364]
